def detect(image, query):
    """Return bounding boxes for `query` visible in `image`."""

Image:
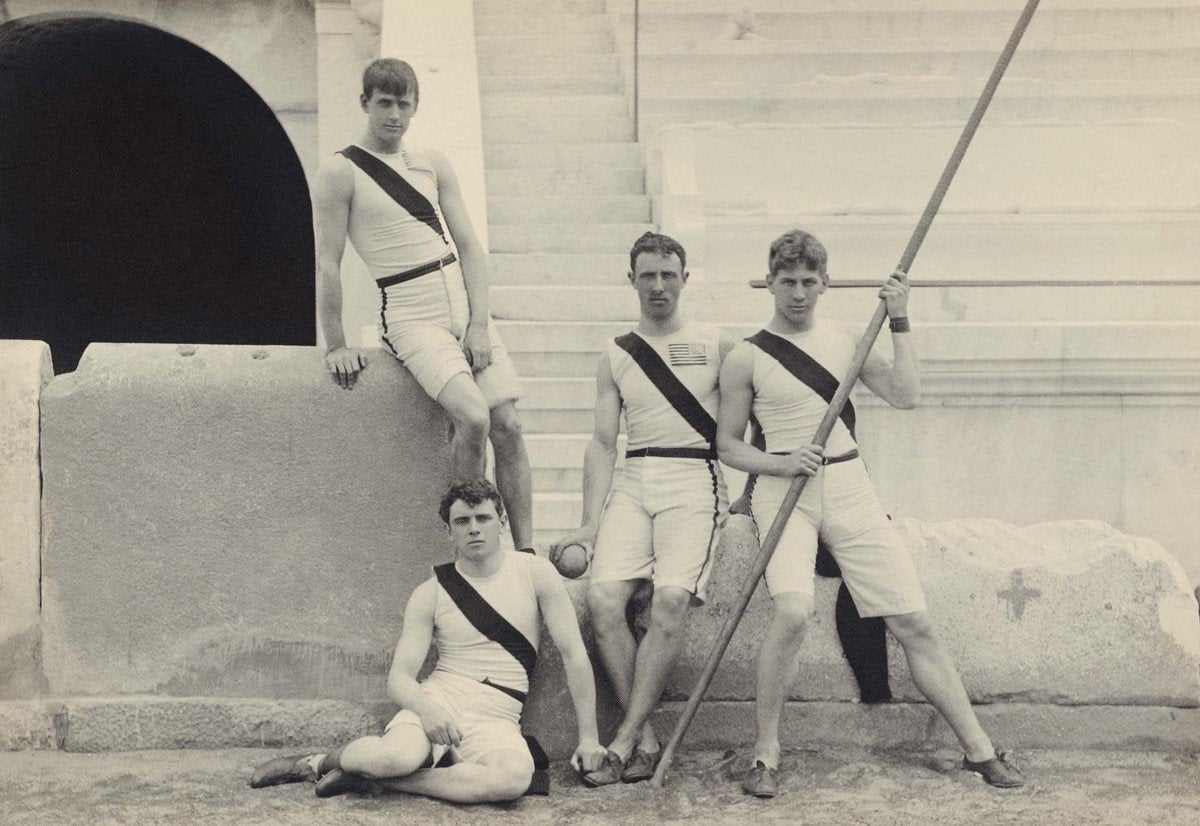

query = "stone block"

[40,344,451,701]
[0,701,63,751]
[676,516,1200,707]
[61,697,388,752]
[0,340,53,698]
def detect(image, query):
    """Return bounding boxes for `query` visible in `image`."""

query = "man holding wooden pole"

[716,230,1024,796]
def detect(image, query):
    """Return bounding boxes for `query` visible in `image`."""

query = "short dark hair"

[768,229,829,280]
[438,478,504,524]
[362,58,419,105]
[628,231,686,275]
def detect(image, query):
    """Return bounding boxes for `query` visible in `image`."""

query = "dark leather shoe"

[741,760,778,798]
[581,750,630,787]
[249,754,318,788]
[963,751,1026,788]
[314,768,373,798]
[621,747,661,784]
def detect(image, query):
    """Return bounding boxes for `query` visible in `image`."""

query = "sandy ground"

[0,747,1197,825]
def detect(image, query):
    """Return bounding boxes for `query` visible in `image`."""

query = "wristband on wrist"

[889,316,911,333]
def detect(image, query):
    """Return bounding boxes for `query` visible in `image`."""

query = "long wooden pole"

[651,0,1043,788]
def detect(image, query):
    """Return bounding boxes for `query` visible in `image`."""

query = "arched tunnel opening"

[0,13,315,373]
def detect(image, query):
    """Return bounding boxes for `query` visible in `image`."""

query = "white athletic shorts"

[752,457,926,617]
[378,259,522,408]
[385,670,532,770]
[590,455,729,602]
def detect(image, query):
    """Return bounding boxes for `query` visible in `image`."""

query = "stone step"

[488,223,654,253]
[492,283,1200,324]
[704,213,1200,285]
[663,125,1200,215]
[486,167,644,196]
[482,117,634,144]
[532,491,583,531]
[639,41,1200,86]
[474,13,610,36]
[639,78,1200,129]
[499,320,630,376]
[478,52,619,77]
[489,253,631,285]
[475,33,613,55]
[475,0,606,15]
[482,94,629,119]
[635,5,1200,46]
[487,195,650,224]
[479,73,621,95]
[484,142,641,170]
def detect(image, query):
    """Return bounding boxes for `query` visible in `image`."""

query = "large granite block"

[40,344,451,700]
[674,515,1200,707]
[0,340,53,697]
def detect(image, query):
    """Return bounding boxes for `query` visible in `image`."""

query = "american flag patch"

[668,342,709,366]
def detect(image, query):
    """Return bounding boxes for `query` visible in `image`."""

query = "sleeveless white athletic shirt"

[345,143,452,279]
[606,322,722,452]
[431,551,540,694]
[750,319,860,458]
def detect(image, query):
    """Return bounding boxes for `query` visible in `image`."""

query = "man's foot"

[581,750,631,787]
[314,768,374,798]
[741,760,778,798]
[620,747,662,784]
[249,754,319,788]
[962,751,1026,788]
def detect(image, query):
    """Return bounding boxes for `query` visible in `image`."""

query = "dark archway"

[0,14,314,373]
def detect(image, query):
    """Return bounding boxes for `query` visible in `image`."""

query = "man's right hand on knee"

[416,699,462,747]
[325,346,369,389]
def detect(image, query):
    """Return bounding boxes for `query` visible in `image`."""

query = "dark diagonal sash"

[433,563,537,681]
[614,332,717,445]
[747,329,856,440]
[339,145,446,242]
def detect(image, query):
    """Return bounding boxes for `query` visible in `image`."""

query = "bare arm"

[549,350,621,560]
[859,271,920,409]
[385,579,462,747]
[530,557,606,772]
[716,344,823,478]
[313,157,369,389]
[431,150,493,372]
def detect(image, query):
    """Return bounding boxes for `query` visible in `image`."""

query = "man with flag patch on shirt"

[549,232,734,786]
[314,58,533,553]
[717,229,1024,796]
[249,478,607,802]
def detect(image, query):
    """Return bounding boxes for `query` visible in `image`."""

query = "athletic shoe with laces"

[248,753,319,788]
[314,768,374,798]
[962,750,1026,788]
[741,759,778,798]
[620,747,662,784]
[581,750,630,787]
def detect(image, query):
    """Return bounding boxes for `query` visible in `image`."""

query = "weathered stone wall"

[39,344,451,700]
[0,341,52,697]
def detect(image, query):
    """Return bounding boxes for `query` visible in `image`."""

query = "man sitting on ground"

[249,479,606,802]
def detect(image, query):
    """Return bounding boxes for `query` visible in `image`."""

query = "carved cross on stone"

[997,569,1041,620]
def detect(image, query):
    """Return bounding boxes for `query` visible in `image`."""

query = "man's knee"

[342,732,429,779]
[771,593,813,637]
[648,586,691,635]
[588,582,635,635]
[488,403,525,453]
[479,752,535,801]
[885,610,935,646]
[438,377,491,440]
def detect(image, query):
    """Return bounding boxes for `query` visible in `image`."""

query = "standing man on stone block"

[718,229,1025,796]
[250,478,607,802]
[314,57,534,552]
[550,232,732,786]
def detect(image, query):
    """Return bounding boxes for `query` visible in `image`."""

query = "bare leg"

[606,585,692,757]
[436,374,490,481]
[885,611,994,762]
[588,580,656,754]
[333,724,432,779]
[488,401,533,550]
[376,748,534,803]
[752,591,813,768]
